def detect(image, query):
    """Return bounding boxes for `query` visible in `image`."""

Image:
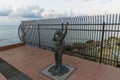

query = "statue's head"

[55,30,63,36]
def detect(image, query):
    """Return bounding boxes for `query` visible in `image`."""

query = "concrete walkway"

[0,45,120,80]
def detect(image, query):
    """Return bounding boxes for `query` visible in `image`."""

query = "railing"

[18,14,120,67]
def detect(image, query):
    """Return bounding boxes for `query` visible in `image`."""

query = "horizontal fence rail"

[18,14,120,67]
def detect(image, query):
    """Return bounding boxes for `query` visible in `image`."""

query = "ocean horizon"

[0,25,21,46]
[1,24,120,47]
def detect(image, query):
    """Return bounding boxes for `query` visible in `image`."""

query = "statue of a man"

[48,23,69,76]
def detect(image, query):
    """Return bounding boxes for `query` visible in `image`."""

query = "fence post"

[99,22,105,63]
[38,24,41,48]
[61,23,64,31]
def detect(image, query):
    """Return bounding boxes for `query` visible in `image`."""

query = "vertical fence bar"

[81,16,84,57]
[32,24,37,46]
[34,24,38,47]
[113,14,118,66]
[27,25,31,44]
[28,24,34,45]
[107,14,111,65]
[89,16,92,58]
[93,16,95,60]
[38,24,41,48]
[99,16,105,63]
[94,15,98,61]
[61,23,64,31]
[110,14,115,65]
[105,14,109,65]
[31,24,34,46]
[116,14,120,66]
[36,24,39,47]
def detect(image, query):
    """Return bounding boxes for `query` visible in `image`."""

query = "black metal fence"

[18,14,120,67]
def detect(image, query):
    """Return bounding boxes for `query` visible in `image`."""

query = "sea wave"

[0,25,21,46]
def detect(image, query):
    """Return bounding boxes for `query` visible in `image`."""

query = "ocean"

[0,25,21,46]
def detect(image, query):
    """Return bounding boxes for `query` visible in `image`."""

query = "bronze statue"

[48,23,69,76]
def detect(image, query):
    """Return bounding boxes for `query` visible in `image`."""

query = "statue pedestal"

[48,64,69,76]
[40,64,75,80]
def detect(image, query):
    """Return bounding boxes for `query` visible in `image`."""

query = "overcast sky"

[0,0,120,25]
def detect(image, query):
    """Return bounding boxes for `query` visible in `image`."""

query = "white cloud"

[5,5,77,24]
[0,0,116,25]
[42,10,75,18]
[13,6,45,18]
[10,5,77,19]
[0,3,12,16]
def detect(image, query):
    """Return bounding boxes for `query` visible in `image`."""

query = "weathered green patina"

[48,24,69,76]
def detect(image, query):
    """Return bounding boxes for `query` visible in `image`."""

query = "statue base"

[48,64,69,76]
[40,63,75,80]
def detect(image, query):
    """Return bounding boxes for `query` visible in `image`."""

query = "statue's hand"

[65,25,67,29]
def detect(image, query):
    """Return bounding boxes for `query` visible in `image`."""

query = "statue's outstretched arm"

[53,32,57,41]
[62,26,67,40]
